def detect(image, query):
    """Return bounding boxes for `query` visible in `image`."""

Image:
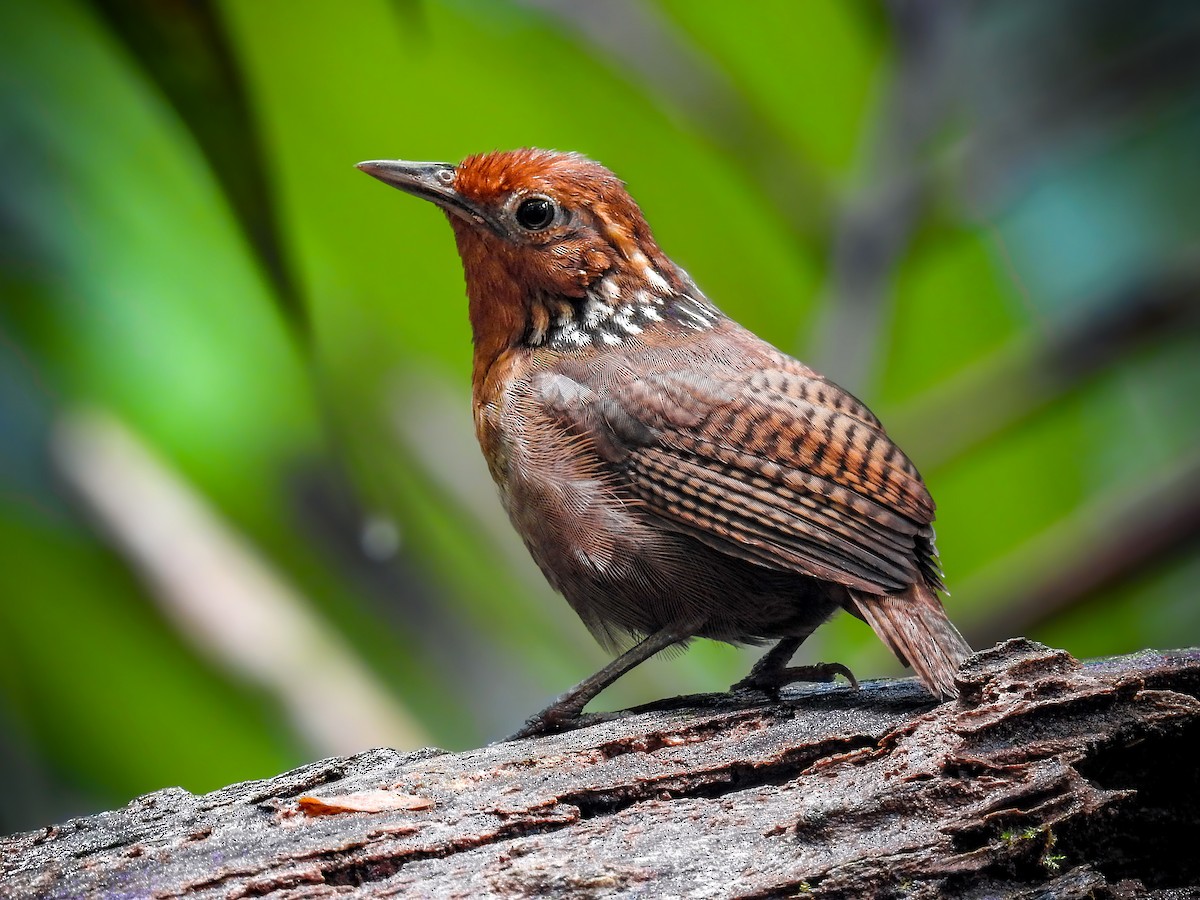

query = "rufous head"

[358,150,690,379]
[358,149,677,298]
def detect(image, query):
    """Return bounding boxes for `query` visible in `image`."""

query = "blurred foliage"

[1,0,1197,834]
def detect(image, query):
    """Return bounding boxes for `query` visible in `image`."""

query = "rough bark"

[3,640,1199,899]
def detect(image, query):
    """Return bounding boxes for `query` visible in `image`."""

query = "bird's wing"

[536,364,939,595]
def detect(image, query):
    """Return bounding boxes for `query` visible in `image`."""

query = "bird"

[358,149,972,737]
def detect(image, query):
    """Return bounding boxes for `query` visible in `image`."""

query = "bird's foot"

[504,625,696,741]
[731,661,859,696]
[504,694,589,741]
[506,711,573,741]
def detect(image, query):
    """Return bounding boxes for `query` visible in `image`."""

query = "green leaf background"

[1,0,1196,833]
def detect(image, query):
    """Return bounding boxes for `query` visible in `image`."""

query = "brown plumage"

[359,149,972,736]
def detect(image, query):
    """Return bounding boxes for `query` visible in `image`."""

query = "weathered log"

[3,640,1199,899]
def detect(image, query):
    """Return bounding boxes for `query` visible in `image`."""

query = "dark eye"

[515,196,556,231]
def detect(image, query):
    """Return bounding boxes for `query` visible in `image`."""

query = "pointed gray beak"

[357,159,496,231]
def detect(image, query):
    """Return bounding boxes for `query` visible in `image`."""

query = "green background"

[1,0,1197,834]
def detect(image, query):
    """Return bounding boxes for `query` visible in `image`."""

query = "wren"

[358,149,972,737]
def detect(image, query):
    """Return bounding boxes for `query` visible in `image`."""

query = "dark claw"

[507,714,562,741]
[731,661,859,695]
[505,700,583,741]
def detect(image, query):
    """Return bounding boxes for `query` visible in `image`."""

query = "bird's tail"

[847,584,972,699]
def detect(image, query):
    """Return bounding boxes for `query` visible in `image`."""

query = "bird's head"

[358,149,701,380]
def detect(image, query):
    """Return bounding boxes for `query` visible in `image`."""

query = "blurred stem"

[52,409,426,754]
[517,0,831,247]
[891,258,1200,469]
[966,453,1200,644]
[288,464,555,740]
[807,0,960,392]
[899,260,1200,644]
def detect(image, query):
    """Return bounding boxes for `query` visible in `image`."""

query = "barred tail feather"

[848,584,972,699]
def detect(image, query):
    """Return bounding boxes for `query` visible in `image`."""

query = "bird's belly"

[484,412,838,646]
[474,361,844,646]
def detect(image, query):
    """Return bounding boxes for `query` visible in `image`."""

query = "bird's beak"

[356,159,496,231]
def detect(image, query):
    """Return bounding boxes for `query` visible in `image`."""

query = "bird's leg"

[507,624,694,741]
[732,637,802,692]
[731,637,858,696]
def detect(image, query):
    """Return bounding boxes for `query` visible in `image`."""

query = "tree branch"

[4,640,1198,898]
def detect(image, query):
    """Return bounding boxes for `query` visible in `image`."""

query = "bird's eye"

[515,196,556,231]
